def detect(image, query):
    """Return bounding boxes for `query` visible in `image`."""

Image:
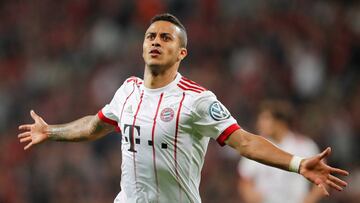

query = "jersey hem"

[97,110,121,132]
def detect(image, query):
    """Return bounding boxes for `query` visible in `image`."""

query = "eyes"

[145,33,173,42]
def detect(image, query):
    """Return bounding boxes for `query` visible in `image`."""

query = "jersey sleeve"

[97,83,126,132]
[191,91,240,146]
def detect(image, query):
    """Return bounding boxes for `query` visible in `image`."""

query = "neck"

[144,63,179,89]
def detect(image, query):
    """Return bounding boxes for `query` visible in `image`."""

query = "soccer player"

[18,13,348,203]
[238,100,324,203]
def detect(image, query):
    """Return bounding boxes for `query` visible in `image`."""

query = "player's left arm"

[225,129,349,196]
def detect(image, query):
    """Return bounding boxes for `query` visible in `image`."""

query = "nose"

[152,41,160,47]
[152,36,161,47]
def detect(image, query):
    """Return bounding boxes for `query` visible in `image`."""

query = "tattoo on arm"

[47,115,113,141]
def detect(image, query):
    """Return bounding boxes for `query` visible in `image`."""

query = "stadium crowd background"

[0,0,359,202]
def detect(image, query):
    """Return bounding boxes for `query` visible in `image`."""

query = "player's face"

[256,110,276,137]
[142,21,187,70]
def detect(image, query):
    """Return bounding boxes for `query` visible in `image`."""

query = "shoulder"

[176,75,213,100]
[175,76,216,106]
[177,76,207,94]
[175,76,219,114]
[177,76,229,118]
[123,76,143,90]
[113,76,143,97]
[125,76,143,86]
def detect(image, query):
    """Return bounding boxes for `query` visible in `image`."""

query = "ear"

[178,48,187,61]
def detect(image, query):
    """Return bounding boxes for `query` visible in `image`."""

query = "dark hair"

[150,13,187,48]
[259,100,295,126]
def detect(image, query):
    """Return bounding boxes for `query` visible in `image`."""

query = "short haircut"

[259,100,295,126]
[150,13,188,48]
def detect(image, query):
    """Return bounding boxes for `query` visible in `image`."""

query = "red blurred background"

[0,0,359,202]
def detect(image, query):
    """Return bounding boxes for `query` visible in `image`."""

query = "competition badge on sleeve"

[209,101,230,121]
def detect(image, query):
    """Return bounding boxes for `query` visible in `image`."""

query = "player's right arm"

[18,110,114,150]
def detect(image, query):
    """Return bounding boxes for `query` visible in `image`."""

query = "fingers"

[18,132,31,142]
[18,131,31,138]
[30,110,39,121]
[330,167,349,176]
[20,136,32,143]
[319,147,331,160]
[329,174,347,187]
[326,179,343,191]
[325,174,348,192]
[24,142,33,150]
[317,183,329,196]
[19,124,32,131]
[19,110,42,130]
[18,131,33,147]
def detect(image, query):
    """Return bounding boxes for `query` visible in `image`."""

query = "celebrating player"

[18,13,348,203]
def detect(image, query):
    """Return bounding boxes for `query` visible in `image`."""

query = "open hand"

[300,147,349,196]
[18,110,49,150]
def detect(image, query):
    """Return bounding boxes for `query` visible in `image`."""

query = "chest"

[119,92,191,151]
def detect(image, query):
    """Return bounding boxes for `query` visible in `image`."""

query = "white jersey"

[98,73,240,203]
[238,133,319,203]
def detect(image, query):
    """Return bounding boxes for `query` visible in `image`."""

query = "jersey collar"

[142,72,182,94]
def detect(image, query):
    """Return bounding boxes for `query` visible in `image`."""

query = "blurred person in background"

[17,13,349,203]
[238,100,325,203]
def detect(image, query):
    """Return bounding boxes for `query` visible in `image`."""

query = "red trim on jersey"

[174,92,185,198]
[181,77,207,90]
[177,77,206,93]
[126,76,137,83]
[132,90,144,185]
[217,123,241,146]
[126,76,143,85]
[98,110,117,126]
[151,93,164,197]
[177,83,202,93]
[179,80,206,92]
[97,110,120,132]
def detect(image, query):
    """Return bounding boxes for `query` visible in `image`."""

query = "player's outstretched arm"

[226,129,349,196]
[18,110,114,150]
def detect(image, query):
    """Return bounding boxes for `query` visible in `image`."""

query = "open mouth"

[149,49,161,55]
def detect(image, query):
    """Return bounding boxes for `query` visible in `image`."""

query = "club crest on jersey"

[209,101,230,121]
[160,108,175,122]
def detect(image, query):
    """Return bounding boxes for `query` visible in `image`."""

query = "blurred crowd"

[0,0,359,202]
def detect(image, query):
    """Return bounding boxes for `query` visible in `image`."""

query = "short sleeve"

[97,84,125,132]
[191,91,240,146]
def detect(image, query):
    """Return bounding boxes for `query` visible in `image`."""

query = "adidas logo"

[125,105,133,114]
